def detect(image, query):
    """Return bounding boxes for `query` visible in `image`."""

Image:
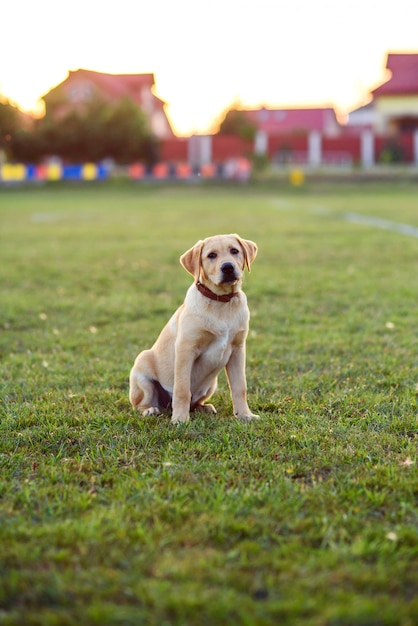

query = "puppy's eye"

[230,248,240,255]
[207,252,217,259]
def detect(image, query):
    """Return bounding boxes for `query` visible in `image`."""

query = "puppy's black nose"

[221,262,235,275]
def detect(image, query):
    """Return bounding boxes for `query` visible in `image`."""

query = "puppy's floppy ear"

[234,235,258,272]
[180,240,204,278]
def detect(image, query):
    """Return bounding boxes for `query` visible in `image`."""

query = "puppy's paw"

[236,412,260,423]
[171,414,190,425]
[142,406,162,417]
[193,403,217,415]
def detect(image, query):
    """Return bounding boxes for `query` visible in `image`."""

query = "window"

[68,83,92,103]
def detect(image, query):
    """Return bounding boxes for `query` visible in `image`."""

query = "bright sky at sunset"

[1,0,417,135]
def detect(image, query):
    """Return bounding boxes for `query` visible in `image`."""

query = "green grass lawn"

[1,181,417,625]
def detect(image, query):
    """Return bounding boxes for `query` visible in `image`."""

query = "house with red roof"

[346,102,374,134]
[348,53,418,134]
[42,69,174,138]
[243,106,341,136]
[372,53,418,133]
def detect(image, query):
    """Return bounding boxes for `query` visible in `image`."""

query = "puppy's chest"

[203,322,238,363]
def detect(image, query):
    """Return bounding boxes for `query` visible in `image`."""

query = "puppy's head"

[180,234,257,291]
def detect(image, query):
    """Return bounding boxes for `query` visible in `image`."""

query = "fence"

[0,163,109,183]
[0,159,252,183]
[181,131,418,167]
[2,130,418,184]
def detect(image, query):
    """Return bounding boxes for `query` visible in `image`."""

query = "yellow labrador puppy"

[129,234,258,424]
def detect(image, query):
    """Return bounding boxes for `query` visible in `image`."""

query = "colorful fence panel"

[0,162,110,183]
[152,163,169,179]
[129,163,146,179]
[1,163,27,182]
[199,163,216,178]
[175,163,192,178]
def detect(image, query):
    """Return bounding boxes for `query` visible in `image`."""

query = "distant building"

[243,107,341,136]
[41,69,174,138]
[347,53,418,135]
[346,101,374,133]
[371,53,418,134]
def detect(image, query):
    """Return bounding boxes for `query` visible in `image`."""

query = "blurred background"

[1,0,418,180]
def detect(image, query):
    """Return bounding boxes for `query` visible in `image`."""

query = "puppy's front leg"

[225,340,259,421]
[171,338,194,425]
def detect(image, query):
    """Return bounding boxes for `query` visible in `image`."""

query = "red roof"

[44,69,166,108]
[70,68,154,93]
[244,107,339,134]
[372,53,418,96]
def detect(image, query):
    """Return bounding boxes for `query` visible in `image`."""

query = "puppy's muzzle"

[220,262,238,283]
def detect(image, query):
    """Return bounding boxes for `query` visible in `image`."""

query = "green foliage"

[98,97,157,164]
[1,182,418,625]
[9,97,159,164]
[379,139,405,164]
[251,152,270,172]
[0,98,21,157]
[218,108,257,140]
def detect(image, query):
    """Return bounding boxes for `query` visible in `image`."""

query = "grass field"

[1,180,417,625]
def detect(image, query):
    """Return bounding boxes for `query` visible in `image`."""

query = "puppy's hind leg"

[191,379,218,415]
[193,403,217,415]
[129,367,161,416]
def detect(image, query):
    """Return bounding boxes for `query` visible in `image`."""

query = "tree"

[0,98,21,158]
[10,96,160,164]
[218,109,257,140]
[99,97,157,164]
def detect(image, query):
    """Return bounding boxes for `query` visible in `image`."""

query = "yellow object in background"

[82,163,97,180]
[1,163,26,181]
[289,168,305,186]
[46,163,62,181]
